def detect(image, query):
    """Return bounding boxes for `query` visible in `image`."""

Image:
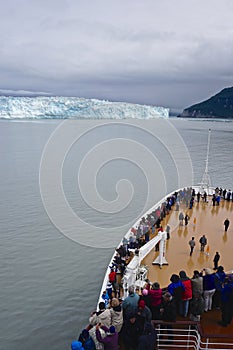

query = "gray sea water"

[1,118,233,350]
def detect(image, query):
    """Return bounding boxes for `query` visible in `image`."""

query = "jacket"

[181,279,192,301]
[110,305,123,333]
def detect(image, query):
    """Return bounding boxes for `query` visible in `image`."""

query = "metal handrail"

[152,320,233,349]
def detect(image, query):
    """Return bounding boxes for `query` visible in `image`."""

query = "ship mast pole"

[201,128,211,193]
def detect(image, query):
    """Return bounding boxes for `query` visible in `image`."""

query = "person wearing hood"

[89,301,111,328]
[110,298,123,333]
[122,285,139,319]
[96,324,118,350]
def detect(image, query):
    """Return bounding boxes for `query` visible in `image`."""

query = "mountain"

[178,87,233,119]
[0,96,169,120]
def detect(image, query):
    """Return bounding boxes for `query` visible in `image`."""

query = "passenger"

[122,285,139,319]
[224,218,230,232]
[168,274,184,314]
[101,290,110,308]
[213,266,226,309]
[191,270,203,295]
[159,292,176,341]
[89,325,105,350]
[179,212,184,226]
[199,235,207,252]
[89,301,111,328]
[202,268,216,312]
[218,277,233,327]
[188,237,196,256]
[185,214,190,226]
[147,282,163,320]
[213,252,220,270]
[96,324,118,350]
[179,270,192,317]
[137,322,157,350]
[78,329,95,350]
[121,312,144,350]
[108,268,117,296]
[141,288,151,309]
[136,299,152,323]
[166,224,171,239]
[189,291,205,321]
[109,298,123,333]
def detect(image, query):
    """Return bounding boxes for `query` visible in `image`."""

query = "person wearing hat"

[96,323,118,350]
[89,301,111,328]
[70,340,84,350]
[136,299,152,323]
[110,298,123,333]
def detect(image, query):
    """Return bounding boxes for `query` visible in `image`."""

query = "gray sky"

[1,0,233,112]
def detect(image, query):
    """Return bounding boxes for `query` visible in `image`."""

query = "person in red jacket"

[147,282,163,320]
[109,268,117,297]
[179,270,192,317]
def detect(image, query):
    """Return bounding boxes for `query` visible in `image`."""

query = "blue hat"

[71,340,84,350]
[109,325,116,334]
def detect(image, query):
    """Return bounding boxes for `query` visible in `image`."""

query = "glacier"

[0,96,169,120]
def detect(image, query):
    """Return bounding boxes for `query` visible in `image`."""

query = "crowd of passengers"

[72,267,233,350]
[70,187,233,350]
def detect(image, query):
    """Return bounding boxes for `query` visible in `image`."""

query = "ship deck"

[142,197,233,288]
[141,195,233,337]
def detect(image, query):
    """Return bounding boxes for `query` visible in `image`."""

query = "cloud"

[0,0,233,110]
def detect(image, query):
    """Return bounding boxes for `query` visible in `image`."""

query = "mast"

[200,128,211,193]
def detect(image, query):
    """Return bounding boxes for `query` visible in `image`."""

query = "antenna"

[200,129,211,193]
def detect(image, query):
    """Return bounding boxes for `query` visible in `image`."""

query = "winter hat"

[138,299,146,309]
[71,340,84,350]
[109,325,116,334]
[98,302,106,310]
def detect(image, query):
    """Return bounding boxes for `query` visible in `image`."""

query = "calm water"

[0,118,233,350]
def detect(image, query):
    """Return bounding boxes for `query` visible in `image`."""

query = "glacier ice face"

[0,96,169,119]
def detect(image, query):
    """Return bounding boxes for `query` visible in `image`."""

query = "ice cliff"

[0,96,169,119]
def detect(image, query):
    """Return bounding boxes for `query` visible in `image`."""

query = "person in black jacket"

[121,313,144,350]
[159,292,177,342]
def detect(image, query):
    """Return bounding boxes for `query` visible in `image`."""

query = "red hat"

[138,299,145,309]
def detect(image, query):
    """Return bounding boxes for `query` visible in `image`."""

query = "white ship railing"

[153,321,233,349]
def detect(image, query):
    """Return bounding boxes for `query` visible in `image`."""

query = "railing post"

[205,337,209,349]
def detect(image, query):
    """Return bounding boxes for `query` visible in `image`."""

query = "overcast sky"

[1,0,233,112]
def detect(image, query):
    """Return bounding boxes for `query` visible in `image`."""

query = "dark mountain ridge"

[178,86,233,118]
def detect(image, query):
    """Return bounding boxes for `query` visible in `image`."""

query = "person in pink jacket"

[147,282,163,320]
[179,270,192,317]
